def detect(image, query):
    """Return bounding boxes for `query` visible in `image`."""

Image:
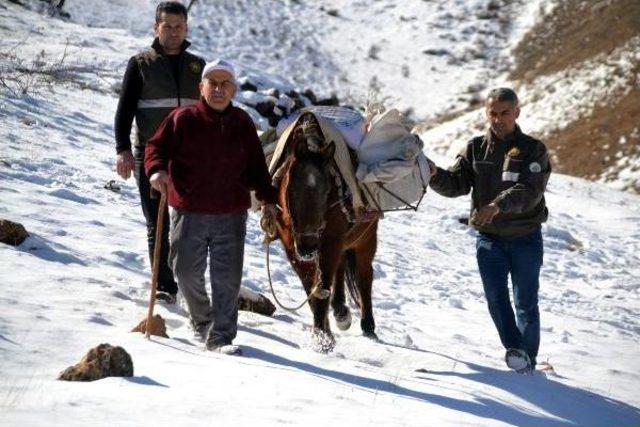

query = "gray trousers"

[169,209,247,345]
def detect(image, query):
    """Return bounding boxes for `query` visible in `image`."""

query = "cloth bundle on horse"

[265,107,430,352]
[275,105,432,213]
[356,108,432,212]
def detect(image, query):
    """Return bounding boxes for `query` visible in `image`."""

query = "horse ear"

[321,141,335,164]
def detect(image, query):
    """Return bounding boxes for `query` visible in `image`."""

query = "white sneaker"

[505,348,531,373]
[209,344,242,356]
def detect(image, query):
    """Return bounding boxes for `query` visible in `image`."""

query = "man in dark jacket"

[145,59,278,355]
[429,88,551,373]
[114,2,205,304]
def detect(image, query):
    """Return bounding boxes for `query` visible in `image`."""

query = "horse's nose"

[296,237,319,261]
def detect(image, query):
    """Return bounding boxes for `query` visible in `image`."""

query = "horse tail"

[344,249,361,308]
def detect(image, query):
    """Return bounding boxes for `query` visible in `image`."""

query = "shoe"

[206,340,242,356]
[505,348,531,373]
[156,291,177,305]
[193,322,212,343]
[216,345,242,356]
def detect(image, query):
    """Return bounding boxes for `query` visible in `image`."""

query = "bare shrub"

[0,38,74,97]
[0,38,112,97]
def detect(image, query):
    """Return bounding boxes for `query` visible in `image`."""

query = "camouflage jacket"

[430,126,551,238]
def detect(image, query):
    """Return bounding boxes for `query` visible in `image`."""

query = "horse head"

[284,113,336,261]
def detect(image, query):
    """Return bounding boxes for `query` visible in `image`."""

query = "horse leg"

[305,241,346,352]
[309,280,335,353]
[284,248,317,296]
[332,254,352,331]
[284,244,335,352]
[355,227,378,340]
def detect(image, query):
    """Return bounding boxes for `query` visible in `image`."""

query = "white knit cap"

[201,58,236,81]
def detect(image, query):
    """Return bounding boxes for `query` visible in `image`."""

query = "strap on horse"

[264,238,330,313]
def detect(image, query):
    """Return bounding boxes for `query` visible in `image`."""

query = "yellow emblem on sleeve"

[508,147,520,157]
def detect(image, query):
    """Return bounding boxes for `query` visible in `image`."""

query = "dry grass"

[509,0,640,192]
[510,0,640,83]
[546,85,640,191]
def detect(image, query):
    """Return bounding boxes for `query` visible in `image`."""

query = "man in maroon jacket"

[145,59,277,355]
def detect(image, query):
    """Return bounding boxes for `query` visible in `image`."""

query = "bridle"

[285,121,331,247]
[286,173,328,246]
[285,159,351,244]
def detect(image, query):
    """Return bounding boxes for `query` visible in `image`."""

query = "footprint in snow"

[448,298,465,309]
[88,314,113,326]
[110,290,132,301]
[544,225,585,251]
[48,188,98,205]
[112,250,145,266]
[359,357,385,367]
[452,334,469,344]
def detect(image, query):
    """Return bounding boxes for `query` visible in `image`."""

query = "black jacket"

[430,126,551,238]
[114,38,204,153]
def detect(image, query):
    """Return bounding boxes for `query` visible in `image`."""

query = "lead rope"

[262,162,337,313]
[265,238,330,313]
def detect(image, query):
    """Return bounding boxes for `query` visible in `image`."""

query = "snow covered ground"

[1,1,639,426]
[63,0,533,119]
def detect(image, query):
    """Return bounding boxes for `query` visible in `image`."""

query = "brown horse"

[272,112,379,352]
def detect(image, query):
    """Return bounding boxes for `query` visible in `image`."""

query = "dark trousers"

[134,148,178,294]
[476,229,543,367]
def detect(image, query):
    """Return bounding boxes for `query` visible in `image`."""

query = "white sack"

[276,106,366,151]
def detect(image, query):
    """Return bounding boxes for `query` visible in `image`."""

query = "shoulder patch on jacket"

[529,162,542,173]
[189,60,202,75]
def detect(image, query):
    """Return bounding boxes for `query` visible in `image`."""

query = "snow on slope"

[418,34,640,160]
[1,1,640,426]
[63,0,534,120]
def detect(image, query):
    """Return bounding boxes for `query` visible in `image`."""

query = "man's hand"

[116,150,135,180]
[149,170,169,194]
[260,203,279,238]
[472,203,500,226]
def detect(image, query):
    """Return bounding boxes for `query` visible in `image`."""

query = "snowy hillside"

[61,0,535,119]
[1,1,640,426]
[418,0,640,193]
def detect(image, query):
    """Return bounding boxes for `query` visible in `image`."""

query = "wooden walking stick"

[145,191,167,338]
[132,190,169,338]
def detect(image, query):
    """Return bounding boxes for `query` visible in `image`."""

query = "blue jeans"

[476,230,543,367]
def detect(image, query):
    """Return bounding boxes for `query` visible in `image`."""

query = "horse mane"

[296,113,324,153]
[277,156,293,228]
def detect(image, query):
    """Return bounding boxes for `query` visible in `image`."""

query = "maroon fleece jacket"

[144,99,277,214]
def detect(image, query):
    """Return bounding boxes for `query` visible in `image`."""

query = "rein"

[264,194,374,313]
[265,237,330,313]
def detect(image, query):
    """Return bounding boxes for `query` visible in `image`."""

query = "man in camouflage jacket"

[429,88,551,373]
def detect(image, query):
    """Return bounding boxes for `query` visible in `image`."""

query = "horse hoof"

[311,329,335,353]
[334,308,352,331]
[363,331,379,341]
